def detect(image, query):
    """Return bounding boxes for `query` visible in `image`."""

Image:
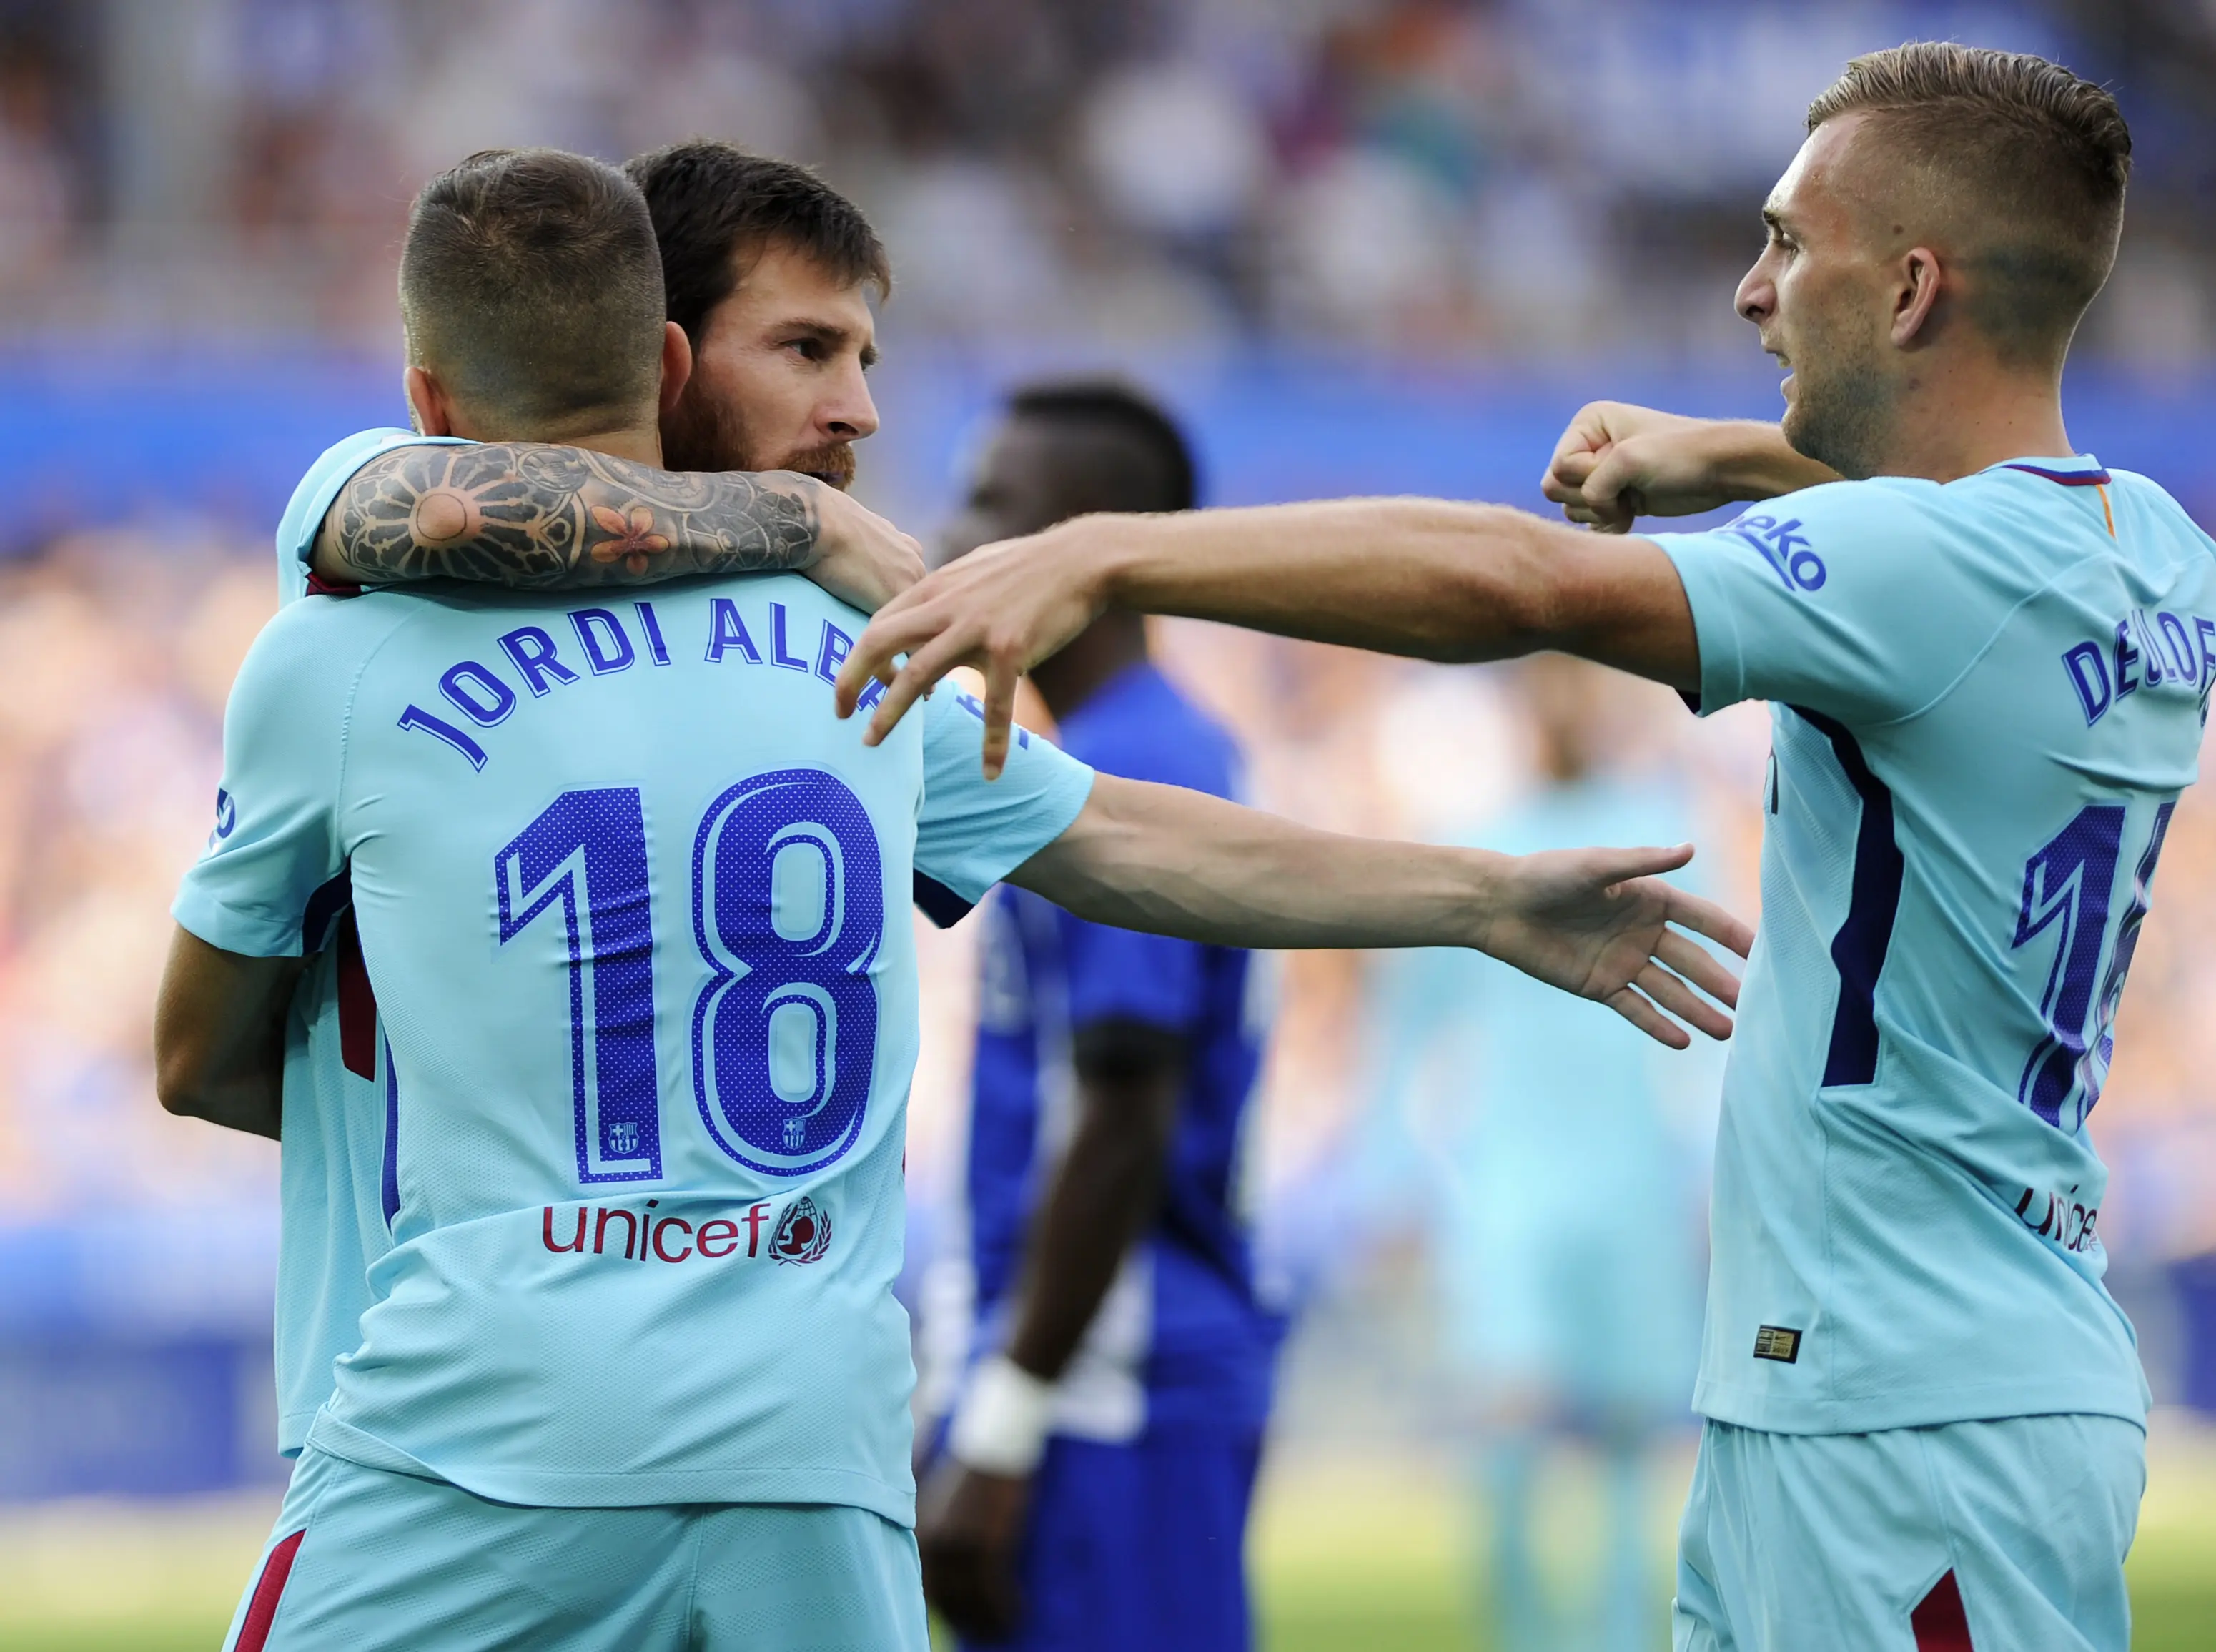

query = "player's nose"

[823,364,880,442]
[1735,261,1773,327]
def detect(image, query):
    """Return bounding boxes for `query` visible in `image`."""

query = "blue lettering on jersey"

[953,691,1030,750]
[402,603,869,769]
[500,626,581,696]
[570,609,635,675]
[2060,609,2216,725]
[768,603,810,671]
[1726,511,1826,592]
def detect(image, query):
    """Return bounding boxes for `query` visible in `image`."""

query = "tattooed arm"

[310,443,924,610]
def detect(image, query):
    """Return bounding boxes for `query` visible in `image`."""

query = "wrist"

[1708,420,1834,501]
[947,1353,1055,1477]
[1059,513,1145,617]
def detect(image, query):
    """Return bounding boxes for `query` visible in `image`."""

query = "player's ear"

[658,320,694,422]
[405,365,458,438]
[1890,247,1944,350]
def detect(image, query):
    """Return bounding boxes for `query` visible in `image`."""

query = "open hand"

[1480,843,1753,1048]
[836,520,1105,775]
[917,1458,1032,1642]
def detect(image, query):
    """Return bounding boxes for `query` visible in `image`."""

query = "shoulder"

[241,588,422,689]
[1062,669,1241,795]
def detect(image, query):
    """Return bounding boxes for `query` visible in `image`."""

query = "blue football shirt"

[956,663,1280,1439]
[1649,454,2216,1434]
[175,565,1094,1519]
[266,428,464,1452]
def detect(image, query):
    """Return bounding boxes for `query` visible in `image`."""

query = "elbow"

[154,1039,214,1122]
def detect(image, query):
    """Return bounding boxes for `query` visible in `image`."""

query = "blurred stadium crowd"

[4,0,2216,1503]
[0,0,2211,355]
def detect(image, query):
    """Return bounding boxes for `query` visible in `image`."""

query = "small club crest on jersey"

[771,1197,831,1265]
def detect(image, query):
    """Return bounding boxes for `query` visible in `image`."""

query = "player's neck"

[550,425,664,465]
[1873,360,2072,483]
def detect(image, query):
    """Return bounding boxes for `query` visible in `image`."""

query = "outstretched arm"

[1009,776,1748,1049]
[311,443,924,610]
[1540,402,1839,533]
[154,926,302,1141]
[838,497,1696,776]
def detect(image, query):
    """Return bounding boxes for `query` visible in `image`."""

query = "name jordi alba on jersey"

[194,574,1039,1519]
[1654,460,2216,1435]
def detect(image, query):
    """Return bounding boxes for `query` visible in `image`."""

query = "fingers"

[863,631,971,746]
[1656,928,1741,1009]
[1606,984,1691,1049]
[1540,447,1599,508]
[835,599,931,718]
[974,651,1019,781]
[1636,961,1733,1042]
[1591,842,1697,886]
[1663,888,1756,961]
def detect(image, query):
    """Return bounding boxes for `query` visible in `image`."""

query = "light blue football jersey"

[266,428,465,1452]
[1650,453,2215,1434]
[176,568,1093,1519]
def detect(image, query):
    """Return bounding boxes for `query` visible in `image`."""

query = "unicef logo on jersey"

[1726,512,1826,592]
[691,770,884,1177]
[770,1196,833,1265]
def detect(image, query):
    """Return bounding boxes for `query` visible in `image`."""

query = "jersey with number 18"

[1650,454,2216,1436]
[176,533,1094,1521]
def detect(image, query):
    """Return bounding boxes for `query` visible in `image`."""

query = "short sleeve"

[275,429,468,605]
[171,606,355,956]
[914,690,1094,904]
[1059,911,1205,1033]
[1649,480,1988,726]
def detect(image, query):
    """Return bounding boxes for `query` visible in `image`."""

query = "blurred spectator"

[1362,656,1718,1652]
[0,0,2192,357]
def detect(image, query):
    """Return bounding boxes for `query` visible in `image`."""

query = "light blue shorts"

[1673,1414,2143,1652]
[222,1446,929,1652]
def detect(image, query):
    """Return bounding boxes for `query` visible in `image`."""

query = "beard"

[1778,319,1893,480]
[661,385,856,490]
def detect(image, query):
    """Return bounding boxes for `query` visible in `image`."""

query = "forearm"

[1059,498,1692,683]
[1012,776,1501,952]
[313,443,823,588]
[154,928,298,1141]
[1072,498,1553,663]
[1691,418,1841,501]
[1003,1062,1179,1380]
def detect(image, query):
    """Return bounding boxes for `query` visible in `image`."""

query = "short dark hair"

[399,149,665,431]
[623,141,891,345]
[1806,43,2131,366]
[1006,380,1199,515]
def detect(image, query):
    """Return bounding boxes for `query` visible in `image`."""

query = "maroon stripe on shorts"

[1910,1568,1974,1651]
[235,1528,307,1652]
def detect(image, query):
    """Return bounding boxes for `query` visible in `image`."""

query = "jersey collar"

[1996,455,2110,487]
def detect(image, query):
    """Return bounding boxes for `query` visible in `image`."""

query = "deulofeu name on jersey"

[395,598,883,773]
[540,1195,832,1267]
[2062,607,2216,728]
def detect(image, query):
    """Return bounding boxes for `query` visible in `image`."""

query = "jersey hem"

[1691,1374,2149,1436]
[171,886,307,958]
[305,1413,918,1524]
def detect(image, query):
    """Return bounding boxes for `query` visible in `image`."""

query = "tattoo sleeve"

[315,444,823,588]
